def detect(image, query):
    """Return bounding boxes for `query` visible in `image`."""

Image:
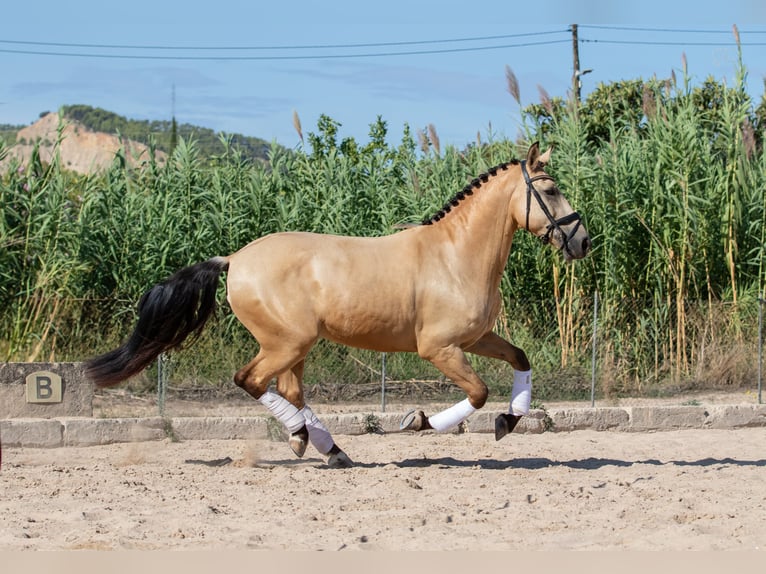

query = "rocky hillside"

[1,112,167,175]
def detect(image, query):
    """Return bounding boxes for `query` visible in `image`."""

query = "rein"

[521,160,582,258]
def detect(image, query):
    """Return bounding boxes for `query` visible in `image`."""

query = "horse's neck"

[435,173,519,292]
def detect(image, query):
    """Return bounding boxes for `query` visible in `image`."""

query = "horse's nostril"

[582,237,591,254]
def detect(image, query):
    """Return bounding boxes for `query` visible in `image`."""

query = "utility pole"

[571,24,581,103]
[571,24,592,106]
[170,83,178,154]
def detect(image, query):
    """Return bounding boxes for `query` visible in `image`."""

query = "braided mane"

[421,159,519,225]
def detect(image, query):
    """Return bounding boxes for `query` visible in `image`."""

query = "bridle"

[521,160,582,258]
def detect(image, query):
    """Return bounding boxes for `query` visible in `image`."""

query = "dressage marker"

[85,143,591,467]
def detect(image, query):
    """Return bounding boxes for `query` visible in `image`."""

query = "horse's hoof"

[400,409,430,431]
[289,425,309,458]
[495,413,523,441]
[327,450,353,469]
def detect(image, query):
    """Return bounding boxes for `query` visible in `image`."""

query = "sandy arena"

[2,424,765,550]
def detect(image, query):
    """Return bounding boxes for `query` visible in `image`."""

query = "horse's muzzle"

[560,228,591,261]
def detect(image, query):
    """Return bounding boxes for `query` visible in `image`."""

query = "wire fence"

[142,293,765,414]
[4,293,762,413]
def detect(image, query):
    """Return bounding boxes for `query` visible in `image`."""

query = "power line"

[0,30,568,52]
[580,24,766,34]
[0,39,570,60]
[581,38,766,47]
[1,24,763,62]
[578,24,766,46]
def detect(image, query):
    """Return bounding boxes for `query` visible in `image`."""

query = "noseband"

[521,160,582,258]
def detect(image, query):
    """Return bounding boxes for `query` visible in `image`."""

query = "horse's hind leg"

[233,348,311,457]
[464,332,532,441]
[277,361,353,468]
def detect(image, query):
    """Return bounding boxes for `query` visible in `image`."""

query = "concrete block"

[169,416,268,440]
[551,407,630,432]
[517,410,547,434]
[326,413,368,435]
[377,413,408,433]
[462,409,545,435]
[705,405,766,429]
[628,405,709,431]
[0,362,92,418]
[352,411,479,435]
[463,411,494,434]
[62,417,166,446]
[322,410,548,436]
[0,419,63,447]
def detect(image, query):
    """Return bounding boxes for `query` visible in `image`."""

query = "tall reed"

[1,63,764,398]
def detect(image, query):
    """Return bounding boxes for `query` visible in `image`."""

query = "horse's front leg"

[276,362,353,468]
[464,332,532,441]
[401,344,488,433]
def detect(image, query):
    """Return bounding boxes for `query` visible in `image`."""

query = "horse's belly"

[320,313,418,353]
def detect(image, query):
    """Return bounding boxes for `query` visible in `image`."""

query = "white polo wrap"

[258,390,305,433]
[427,398,476,432]
[300,405,335,455]
[510,369,532,415]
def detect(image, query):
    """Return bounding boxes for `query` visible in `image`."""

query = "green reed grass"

[2,61,765,400]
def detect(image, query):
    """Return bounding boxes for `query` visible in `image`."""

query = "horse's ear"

[527,142,552,171]
[537,145,553,169]
[526,142,541,167]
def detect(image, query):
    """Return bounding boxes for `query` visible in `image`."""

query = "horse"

[85,142,591,468]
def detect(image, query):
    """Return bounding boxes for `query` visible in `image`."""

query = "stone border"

[2,404,765,448]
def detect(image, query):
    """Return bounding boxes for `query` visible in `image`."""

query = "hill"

[1,112,168,175]
[1,112,169,175]
[61,104,273,163]
[0,105,275,175]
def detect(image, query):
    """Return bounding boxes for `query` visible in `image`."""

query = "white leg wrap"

[510,369,532,415]
[427,398,476,432]
[300,405,335,455]
[258,391,305,434]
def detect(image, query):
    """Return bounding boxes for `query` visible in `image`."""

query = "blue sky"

[2,0,766,150]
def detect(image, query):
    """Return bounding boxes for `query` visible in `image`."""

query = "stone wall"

[0,362,92,418]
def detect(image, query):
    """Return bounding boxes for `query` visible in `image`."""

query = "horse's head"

[512,142,591,261]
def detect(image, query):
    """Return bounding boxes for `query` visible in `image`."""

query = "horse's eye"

[544,187,558,196]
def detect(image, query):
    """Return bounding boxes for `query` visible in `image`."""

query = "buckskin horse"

[85,142,591,468]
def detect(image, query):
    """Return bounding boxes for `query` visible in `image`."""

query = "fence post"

[158,353,167,417]
[591,291,599,408]
[381,352,387,412]
[759,298,763,405]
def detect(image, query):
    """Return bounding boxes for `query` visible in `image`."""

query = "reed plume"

[292,110,303,144]
[505,65,520,104]
[538,85,553,115]
[427,124,441,157]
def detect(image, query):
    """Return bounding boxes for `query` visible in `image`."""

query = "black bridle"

[521,160,583,258]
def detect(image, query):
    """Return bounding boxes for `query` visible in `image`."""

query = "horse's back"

[228,230,412,283]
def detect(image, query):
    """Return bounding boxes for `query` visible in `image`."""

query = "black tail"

[85,256,229,388]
